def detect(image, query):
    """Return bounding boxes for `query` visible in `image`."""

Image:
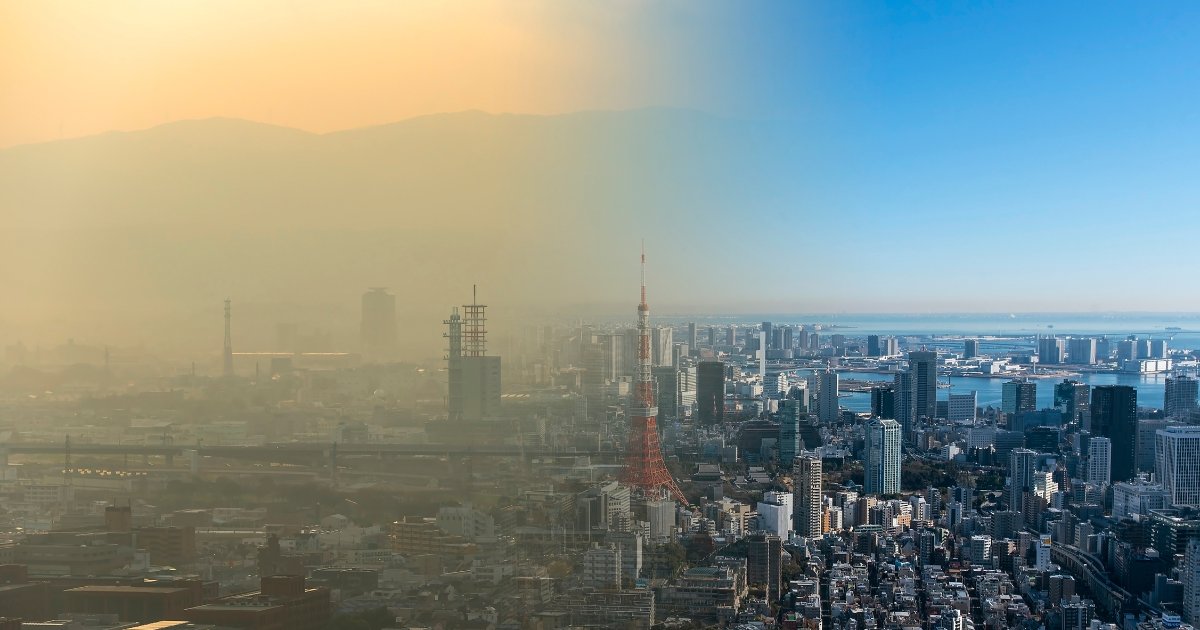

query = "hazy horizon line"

[0,106,734,151]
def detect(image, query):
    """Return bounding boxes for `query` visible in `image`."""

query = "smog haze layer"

[5,1,1200,363]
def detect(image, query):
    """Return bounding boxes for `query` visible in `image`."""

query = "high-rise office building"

[1038,337,1065,365]
[687,323,698,355]
[909,351,938,424]
[1185,539,1200,624]
[708,326,717,347]
[1166,376,1199,419]
[747,533,782,603]
[947,391,978,423]
[1092,385,1138,482]
[1009,448,1037,514]
[867,335,882,358]
[1087,437,1111,486]
[817,370,839,424]
[761,322,774,350]
[651,326,674,367]
[1151,339,1169,359]
[1157,425,1200,507]
[963,339,979,359]
[727,326,737,347]
[361,288,398,361]
[782,327,794,351]
[778,399,803,467]
[696,361,726,426]
[881,337,899,356]
[870,384,896,419]
[865,419,901,496]
[1139,418,1175,474]
[1067,338,1097,365]
[1054,379,1090,427]
[893,372,915,433]
[1002,379,1037,417]
[653,366,682,421]
[831,334,847,356]
[793,453,823,538]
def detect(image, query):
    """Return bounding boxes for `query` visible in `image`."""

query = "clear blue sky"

[662,2,1200,312]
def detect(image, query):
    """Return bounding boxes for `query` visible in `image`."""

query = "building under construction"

[444,288,501,422]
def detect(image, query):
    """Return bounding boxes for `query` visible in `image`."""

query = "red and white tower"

[621,245,687,504]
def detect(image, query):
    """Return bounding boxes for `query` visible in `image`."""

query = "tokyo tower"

[621,245,687,504]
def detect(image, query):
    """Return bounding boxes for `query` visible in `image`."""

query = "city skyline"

[7,5,1200,629]
[7,3,1200,357]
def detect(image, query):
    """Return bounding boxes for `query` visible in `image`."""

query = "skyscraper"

[761,322,774,351]
[893,371,915,433]
[817,370,839,424]
[696,361,726,426]
[1009,448,1037,513]
[1038,337,1065,365]
[1092,385,1138,482]
[870,384,896,419]
[1157,425,1200,507]
[1067,337,1097,365]
[866,335,882,358]
[778,399,802,467]
[687,323,698,355]
[1185,539,1200,624]
[947,391,978,423]
[831,334,846,356]
[361,287,398,361]
[746,533,782,603]
[653,366,682,421]
[1166,376,1199,419]
[727,325,737,347]
[865,419,901,496]
[1054,379,1090,427]
[1087,436,1111,486]
[963,339,978,359]
[794,453,823,538]
[651,326,673,367]
[909,351,937,424]
[1002,379,1037,417]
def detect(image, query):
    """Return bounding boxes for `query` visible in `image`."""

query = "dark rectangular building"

[909,351,938,423]
[1091,385,1138,482]
[696,361,725,426]
[870,384,895,419]
[866,335,882,358]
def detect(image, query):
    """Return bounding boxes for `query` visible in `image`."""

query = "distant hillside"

[0,110,795,359]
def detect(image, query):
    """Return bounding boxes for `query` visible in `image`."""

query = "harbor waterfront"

[838,370,1171,412]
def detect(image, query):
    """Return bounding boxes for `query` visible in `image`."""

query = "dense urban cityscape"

[8,3,1200,630]
[3,263,1200,630]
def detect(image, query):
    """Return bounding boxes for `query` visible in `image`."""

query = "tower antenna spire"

[640,239,646,306]
[622,241,686,504]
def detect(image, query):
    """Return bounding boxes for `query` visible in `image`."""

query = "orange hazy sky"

[0,0,735,148]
